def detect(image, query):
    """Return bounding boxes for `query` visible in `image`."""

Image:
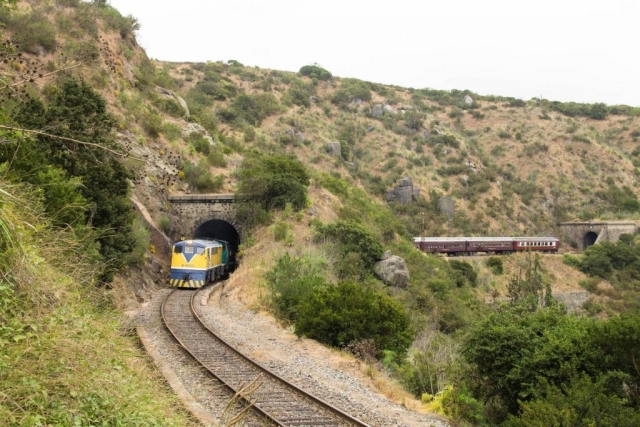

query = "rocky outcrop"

[325,141,342,157]
[156,86,190,118]
[371,104,384,117]
[182,122,214,146]
[438,196,455,220]
[386,176,420,204]
[374,252,409,288]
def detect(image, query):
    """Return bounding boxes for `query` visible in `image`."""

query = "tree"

[7,78,133,281]
[505,373,640,427]
[236,153,310,214]
[462,306,600,422]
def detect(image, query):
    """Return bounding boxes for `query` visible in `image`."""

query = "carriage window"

[184,246,194,254]
[174,246,182,253]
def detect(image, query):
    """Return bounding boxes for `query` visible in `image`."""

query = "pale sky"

[107,0,640,107]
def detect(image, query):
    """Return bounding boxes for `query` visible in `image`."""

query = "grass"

[0,179,198,426]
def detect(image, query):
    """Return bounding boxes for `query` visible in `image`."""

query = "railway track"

[161,287,371,427]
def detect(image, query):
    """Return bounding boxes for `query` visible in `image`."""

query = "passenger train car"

[170,239,230,288]
[413,236,560,256]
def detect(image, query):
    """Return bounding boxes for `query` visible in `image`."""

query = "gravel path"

[136,285,450,427]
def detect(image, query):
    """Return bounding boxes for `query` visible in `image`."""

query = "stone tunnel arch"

[583,231,598,250]
[193,219,240,271]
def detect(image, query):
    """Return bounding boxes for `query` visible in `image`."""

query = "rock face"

[156,86,190,118]
[183,123,215,146]
[325,141,342,157]
[385,176,420,204]
[374,255,410,288]
[439,196,455,220]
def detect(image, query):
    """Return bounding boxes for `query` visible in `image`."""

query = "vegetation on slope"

[0,178,197,426]
[2,0,640,426]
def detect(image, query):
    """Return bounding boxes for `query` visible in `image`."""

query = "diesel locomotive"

[170,239,231,288]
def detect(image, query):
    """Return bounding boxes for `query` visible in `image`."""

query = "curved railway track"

[161,287,371,427]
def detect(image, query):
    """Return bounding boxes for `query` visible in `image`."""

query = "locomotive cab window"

[174,246,182,253]
[196,247,205,255]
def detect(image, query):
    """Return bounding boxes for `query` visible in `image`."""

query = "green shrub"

[299,64,332,81]
[187,132,210,155]
[158,215,171,234]
[264,253,328,322]
[295,281,414,356]
[180,158,223,192]
[126,216,150,266]
[236,154,310,213]
[428,134,460,149]
[1,9,57,53]
[449,260,478,287]
[486,257,504,275]
[139,108,163,138]
[314,220,383,270]
[270,219,291,242]
[161,122,182,142]
[207,149,227,167]
[404,110,424,130]
[331,79,372,109]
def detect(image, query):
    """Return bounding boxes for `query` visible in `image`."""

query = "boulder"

[383,105,396,114]
[438,196,455,220]
[371,104,384,117]
[385,176,420,204]
[374,255,409,288]
[325,141,342,157]
[464,95,473,105]
[399,176,413,187]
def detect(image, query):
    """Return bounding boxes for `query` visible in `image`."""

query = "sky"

[106,0,640,107]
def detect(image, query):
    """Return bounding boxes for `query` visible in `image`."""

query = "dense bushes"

[299,64,332,81]
[569,236,640,285]
[6,78,134,282]
[313,220,384,271]
[463,306,640,425]
[295,281,414,356]
[331,78,372,109]
[235,154,310,228]
[0,9,57,53]
[264,253,328,322]
[219,93,283,126]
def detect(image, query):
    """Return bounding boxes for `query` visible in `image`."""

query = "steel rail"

[161,286,371,427]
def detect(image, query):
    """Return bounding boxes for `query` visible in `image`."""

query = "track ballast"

[161,287,371,427]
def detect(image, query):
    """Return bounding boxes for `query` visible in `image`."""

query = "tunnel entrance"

[583,231,598,250]
[193,219,240,272]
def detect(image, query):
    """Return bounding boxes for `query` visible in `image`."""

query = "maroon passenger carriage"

[413,236,560,256]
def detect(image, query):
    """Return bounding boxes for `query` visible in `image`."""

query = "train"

[413,236,560,256]
[170,238,231,288]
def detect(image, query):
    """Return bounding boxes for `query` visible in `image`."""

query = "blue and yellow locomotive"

[170,239,230,288]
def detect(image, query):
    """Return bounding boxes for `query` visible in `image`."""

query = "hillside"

[2,1,640,426]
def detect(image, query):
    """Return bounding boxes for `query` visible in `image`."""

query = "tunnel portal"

[193,219,240,271]
[583,231,598,250]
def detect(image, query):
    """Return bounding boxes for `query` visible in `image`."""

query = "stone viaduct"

[558,221,638,251]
